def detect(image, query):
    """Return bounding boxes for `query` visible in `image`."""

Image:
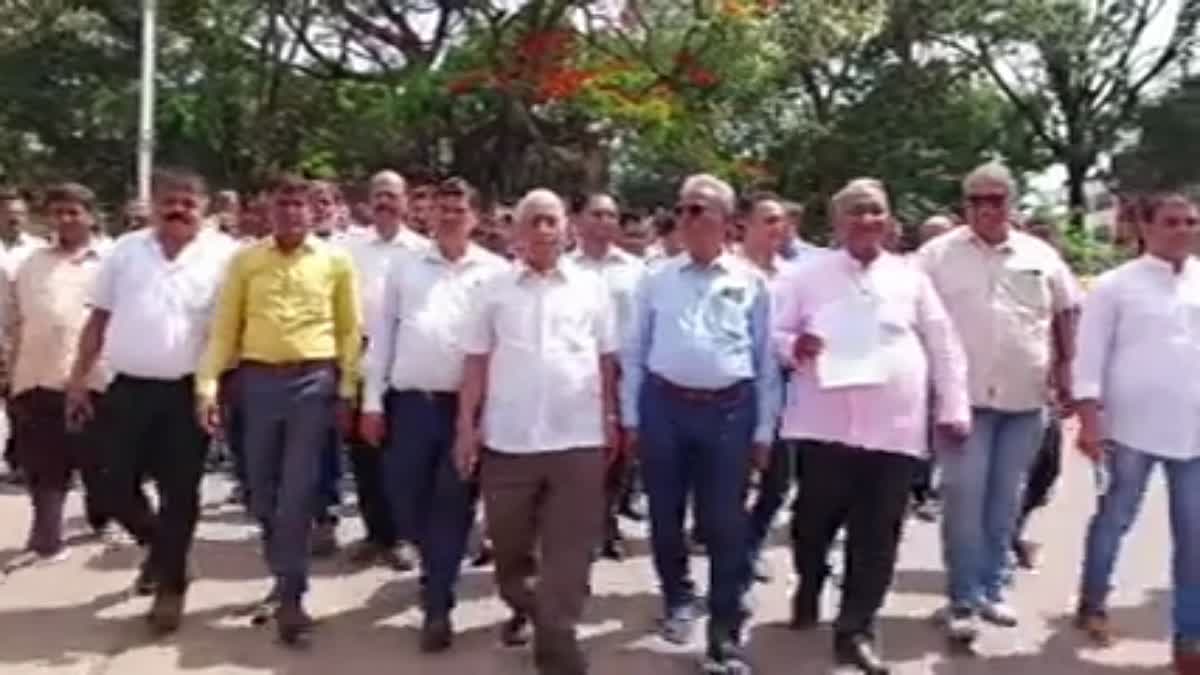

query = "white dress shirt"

[340,225,429,332]
[1074,255,1200,460]
[362,243,508,413]
[91,228,238,379]
[461,259,618,454]
[569,245,644,341]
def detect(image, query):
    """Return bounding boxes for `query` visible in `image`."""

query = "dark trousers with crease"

[791,440,918,638]
[240,363,337,602]
[382,390,474,615]
[103,375,209,594]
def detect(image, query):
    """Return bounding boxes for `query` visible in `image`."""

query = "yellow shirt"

[196,236,362,401]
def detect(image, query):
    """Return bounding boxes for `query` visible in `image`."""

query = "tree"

[1112,75,1200,192]
[933,0,1200,222]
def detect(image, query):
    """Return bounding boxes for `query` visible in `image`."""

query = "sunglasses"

[967,193,1007,209]
[674,203,709,219]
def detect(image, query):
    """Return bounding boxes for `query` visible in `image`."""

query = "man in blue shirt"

[621,173,781,675]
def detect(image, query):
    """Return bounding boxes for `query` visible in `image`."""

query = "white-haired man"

[454,188,618,675]
[918,162,1079,644]
[622,173,781,673]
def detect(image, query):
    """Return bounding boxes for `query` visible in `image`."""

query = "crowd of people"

[0,161,1196,675]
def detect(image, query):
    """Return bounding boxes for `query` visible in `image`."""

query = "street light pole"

[136,0,158,204]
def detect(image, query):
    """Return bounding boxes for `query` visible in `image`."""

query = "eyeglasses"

[966,193,1007,209]
[674,203,709,219]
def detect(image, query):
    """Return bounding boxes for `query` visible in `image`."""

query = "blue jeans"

[240,364,338,601]
[1080,442,1200,642]
[639,377,755,629]
[940,407,1045,609]
[382,390,476,617]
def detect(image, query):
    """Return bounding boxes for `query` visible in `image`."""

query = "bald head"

[369,170,407,230]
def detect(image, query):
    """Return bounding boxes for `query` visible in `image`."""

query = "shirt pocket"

[706,284,751,338]
[1001,267,1050,313]
[550,306,595,353]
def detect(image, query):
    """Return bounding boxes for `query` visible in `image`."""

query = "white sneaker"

[36,549,70,566]
[980,600,1019,627]
[942,607,980,641]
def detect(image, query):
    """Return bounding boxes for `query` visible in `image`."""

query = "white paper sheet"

[808,294,888,389]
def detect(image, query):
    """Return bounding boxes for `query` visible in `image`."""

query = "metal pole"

[136,0,158,203]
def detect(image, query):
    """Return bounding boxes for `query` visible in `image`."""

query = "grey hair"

[514,188,566,226]
[830,178,889,216]
[962,161,1016,197]
[370,170,406,194]
[680,173,736,215]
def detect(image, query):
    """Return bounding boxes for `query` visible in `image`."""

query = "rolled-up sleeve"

[915,270,970,425]
[1072,275,1118,401]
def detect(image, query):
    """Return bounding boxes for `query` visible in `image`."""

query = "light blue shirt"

[621,252,782,444]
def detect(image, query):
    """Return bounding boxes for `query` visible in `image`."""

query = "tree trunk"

[1065,157,1089,232]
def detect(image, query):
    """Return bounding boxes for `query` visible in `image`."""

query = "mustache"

[165,212,188,223]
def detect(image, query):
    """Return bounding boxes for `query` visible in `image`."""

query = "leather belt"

[240,359,336,375]
[650,373,749,403]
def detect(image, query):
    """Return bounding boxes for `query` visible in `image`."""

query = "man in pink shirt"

[774,178,970,674]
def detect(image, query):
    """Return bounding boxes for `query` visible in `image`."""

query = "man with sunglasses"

[569,193,646,561]
[622,174,781,673]
[1072,194,1200,674]
[918,162,1079,645]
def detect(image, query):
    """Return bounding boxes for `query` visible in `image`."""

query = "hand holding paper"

[808,294,888,389]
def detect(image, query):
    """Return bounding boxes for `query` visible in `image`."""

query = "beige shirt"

[918,226,1078,411]
[8,243,109,394]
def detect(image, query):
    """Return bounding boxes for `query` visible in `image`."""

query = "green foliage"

[1060,223,1130,276]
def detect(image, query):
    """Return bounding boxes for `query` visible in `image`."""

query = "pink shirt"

[773,250,969,457]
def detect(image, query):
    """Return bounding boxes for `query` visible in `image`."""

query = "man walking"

[7,183,110,561]
[67,169,236,634]
[622,174,781,673]
[196,174,361,647]
[569,192,645,560]
[361,177,506,651]
[455,188,618,675]
[340,170,429,569]
[1072,193,1200,674]
[918,162,1078,642]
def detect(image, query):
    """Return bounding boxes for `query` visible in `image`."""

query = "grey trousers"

[239,362,338,602]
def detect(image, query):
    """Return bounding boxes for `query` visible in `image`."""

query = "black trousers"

[103,375,208,593]
[348,440,397,546]
[1015,416,1063,539]
[791,441,918,637]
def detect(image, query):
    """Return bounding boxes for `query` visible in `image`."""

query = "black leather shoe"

[420,615,453,653]
[499,612,532,647]
[834,633,890,675]
[134,556,157,596]
[600,537,626,561]
[275,602,314,648]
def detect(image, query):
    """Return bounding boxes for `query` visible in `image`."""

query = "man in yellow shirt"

[196,174,361,647]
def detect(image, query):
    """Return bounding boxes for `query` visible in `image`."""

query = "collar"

[684,251,734,273]
[572,244,629,266]
[965,226,1016,253]
[48,237,103,261]
[1140,253,1195,277]
[424,241,487,266]
[839,247,888,271]
[269,234,318,253]
[517,257,572,282]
